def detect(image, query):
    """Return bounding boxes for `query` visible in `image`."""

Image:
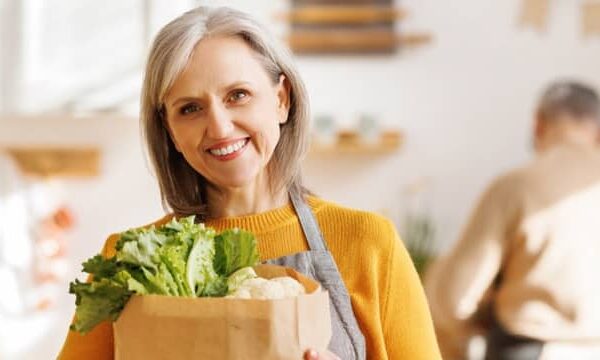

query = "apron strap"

[289,191,327,251]
[287,191,367,360]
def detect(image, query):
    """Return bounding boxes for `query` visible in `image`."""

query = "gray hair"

[141,6,310,218]
[537,80,600,124]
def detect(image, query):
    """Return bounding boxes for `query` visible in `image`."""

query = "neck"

[537,131,598,153]
[206,180,288,218]
[535,117,599,153]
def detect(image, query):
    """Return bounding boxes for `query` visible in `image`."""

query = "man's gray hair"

[537,80,600,123]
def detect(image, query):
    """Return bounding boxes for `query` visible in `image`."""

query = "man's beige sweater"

[425,143,600,359]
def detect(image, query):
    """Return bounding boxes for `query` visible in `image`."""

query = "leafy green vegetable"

[214,229,260,276]
[185,228,220,296]
[69,216,260,334]
[69,278,133,333]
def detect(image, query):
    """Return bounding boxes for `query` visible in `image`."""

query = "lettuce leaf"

[69,216,260,334]
[214,228,259,276]
[69,277,133,334]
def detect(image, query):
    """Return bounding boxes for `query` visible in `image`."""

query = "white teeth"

[209,139,247,156]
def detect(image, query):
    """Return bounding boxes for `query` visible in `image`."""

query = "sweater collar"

[204,196,321,235]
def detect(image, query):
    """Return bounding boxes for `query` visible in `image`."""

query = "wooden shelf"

[278,6,407,25]
[292,0,395,4]
[5,146,101,178]
[280,2,432,54]
[288,30,432,53]
[309,130,403,155]
[398,32,433,47]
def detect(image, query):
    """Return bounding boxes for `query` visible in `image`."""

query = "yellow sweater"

[58,197,441,359]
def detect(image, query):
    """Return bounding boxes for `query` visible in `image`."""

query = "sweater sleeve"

[382,219,442,360]
[56,321,114,360]
[424,176,519,359]
[56,234,120,360]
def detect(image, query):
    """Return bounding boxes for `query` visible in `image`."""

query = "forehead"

[169,36,267,96]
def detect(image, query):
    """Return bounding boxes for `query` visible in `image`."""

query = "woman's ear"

[276,74,291,124]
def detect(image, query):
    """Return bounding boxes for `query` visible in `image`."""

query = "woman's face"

[164,36,289,192]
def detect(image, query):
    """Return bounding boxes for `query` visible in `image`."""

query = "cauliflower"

[270,276,305,297]
[226,267,306,300]
[227,266,258,292]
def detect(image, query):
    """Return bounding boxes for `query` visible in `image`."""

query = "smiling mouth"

[207,138,250,157]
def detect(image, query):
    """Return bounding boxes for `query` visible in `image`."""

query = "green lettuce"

[69,216,259,334]
[214,228,260,276]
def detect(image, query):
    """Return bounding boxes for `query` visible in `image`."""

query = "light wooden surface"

[398,32,433,47]
[278,6,406,24]
[583,2,600,36]
[279,3,432,54]
[4,146,101,177]
[309,130,403,155]
[288,30,432,53]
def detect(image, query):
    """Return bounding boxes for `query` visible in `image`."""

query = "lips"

[206,137,250,159]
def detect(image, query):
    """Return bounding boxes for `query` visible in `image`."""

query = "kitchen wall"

[1,0,600,358]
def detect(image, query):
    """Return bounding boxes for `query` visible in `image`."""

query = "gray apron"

[265,193,367,360]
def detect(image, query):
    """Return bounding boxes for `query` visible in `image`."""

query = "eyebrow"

[169,81,253,108]
[224,81,252,91]
[170,97,201,108]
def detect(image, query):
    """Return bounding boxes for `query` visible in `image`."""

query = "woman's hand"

[304,349,341,360]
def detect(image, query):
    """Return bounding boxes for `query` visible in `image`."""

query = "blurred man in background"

[425,80,600,360]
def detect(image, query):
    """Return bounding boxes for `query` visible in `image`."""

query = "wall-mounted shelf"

[278,5,407,25]
[288,30,432,54]
[281,1,432,54]
[309,130,403,155]
[4,146,101,178]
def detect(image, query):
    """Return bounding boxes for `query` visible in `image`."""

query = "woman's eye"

[180,104,200,115]
[229,90,248,103]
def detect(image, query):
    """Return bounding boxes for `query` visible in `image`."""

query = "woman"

[58,6,440,360]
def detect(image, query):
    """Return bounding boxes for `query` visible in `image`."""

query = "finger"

[304,349,318,360]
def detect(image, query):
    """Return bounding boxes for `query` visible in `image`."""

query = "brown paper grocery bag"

[113,264,332,360]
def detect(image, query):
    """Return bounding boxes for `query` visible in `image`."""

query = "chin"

[218,179,253,189]
[213,173,261,190]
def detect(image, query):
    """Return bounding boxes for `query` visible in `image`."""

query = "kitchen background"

[1,0,599,358]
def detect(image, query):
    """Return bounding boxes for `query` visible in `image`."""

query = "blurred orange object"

[53,206,75,229]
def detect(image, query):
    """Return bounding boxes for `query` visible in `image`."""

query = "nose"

[206,102,234,139]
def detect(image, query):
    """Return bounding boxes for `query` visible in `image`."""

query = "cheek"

[170,122,200,148]
[258,113,283,149]
[167,129,183,152]
[251,129,274,157]
[244,101,280,139]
